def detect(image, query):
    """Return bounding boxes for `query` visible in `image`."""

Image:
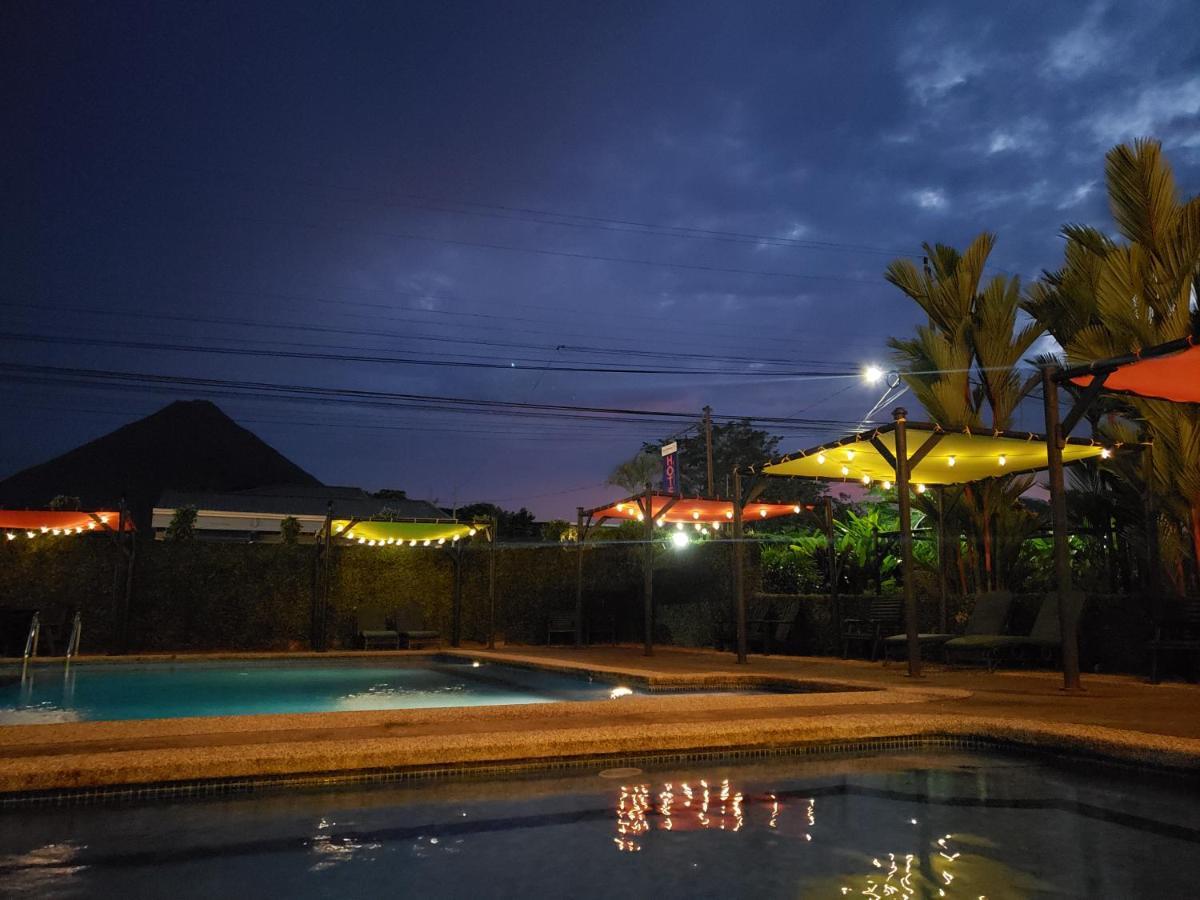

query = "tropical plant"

[279,516,302,544]
[607,451,660,494]
[1025,139,1200,585]
[885,232,1045,589]
[165,506,198,542]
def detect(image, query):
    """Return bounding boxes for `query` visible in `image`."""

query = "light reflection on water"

[2,752,1198,897]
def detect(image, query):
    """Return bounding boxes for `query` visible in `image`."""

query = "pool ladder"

[20,612,40,682]
[64,612,82,671]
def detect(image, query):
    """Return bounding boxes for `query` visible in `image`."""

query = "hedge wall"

[0,537,1160,674]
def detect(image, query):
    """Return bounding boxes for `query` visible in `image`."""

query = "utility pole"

[575,507,585,646]
[703,406,715,497]
[642,482,654,656]
[732,468,747,664]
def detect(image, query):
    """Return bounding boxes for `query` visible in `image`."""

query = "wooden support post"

[450,543,463,648]
[937,485,948,634]
[642,483,654,657]
[1142,443,1161,623]
[825,495,840,652]
[893,407,921,678]
[1042,365,1082,691]
[487,517,498,649]
[575,507,585,646]
[732,469,747,664]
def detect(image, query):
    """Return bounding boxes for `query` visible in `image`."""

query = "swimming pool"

[0,749,1194,897]
[0,657,647,723]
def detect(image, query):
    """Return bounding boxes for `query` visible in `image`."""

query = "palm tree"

[1024,139,1200,585]
[885,233,1045,590]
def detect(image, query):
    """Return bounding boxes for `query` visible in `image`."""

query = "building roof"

[155,486,445,521]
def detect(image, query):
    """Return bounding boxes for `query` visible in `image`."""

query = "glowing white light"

[759,508,767,517]
[863,364,885,385]
[1100,447,1111,459]
[817,452,827,464]
[437,538,445,545]
[472,661,481,668]
[916,484,926,494]
[423,540,431,546]
[792,505,801,513]
[4,533,14,541]
[671,530,690,549]
[998,454,1007,467]
[882,480,892,490]
[468,527,477,536]
[610,686,634,699]
[862,475,871,485]
[724,510,733,519]
[948,455,956,467]
[840,465,850,476]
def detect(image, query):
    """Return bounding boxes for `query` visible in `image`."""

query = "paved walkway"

[1,646,1197,795]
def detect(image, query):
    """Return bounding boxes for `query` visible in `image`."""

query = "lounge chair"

[547,615,577,645]
[842,597,902,661]
[394,606,440,649]
[1147,598,1200,683]
[942,591,1077,671]
[882,591,1013,662]
[747,618,793,656]
[357,607,399,650]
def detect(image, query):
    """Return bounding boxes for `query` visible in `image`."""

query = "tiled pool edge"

[1,729,1195,809]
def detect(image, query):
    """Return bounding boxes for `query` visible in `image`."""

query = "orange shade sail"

[0,510,132,537]
[586,492,810,525]
[1070,340,1200,404]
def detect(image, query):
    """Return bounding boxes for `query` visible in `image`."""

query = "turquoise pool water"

[0,657,633,723]
[1,750,1195,897]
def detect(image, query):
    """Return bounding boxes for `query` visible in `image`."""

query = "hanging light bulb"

[656,517,665,527]
[882,480,892,490]
[724,510,733,519]
[817,452,827,464]
[711,521,720,529]
[948,455,956,467]
[437,538,445,545]
[452,534,460,542]
[998,454,1007,466]
[840,465,850,476]
[5,533,15,541]
[916,484,927,494]
[616,503,625,512]
[409,540,418,547]
[692,511,700,520]
[468,527,477,536]
[1100,447,1111,459]
[861,475,871,485]
[792,505,801,513]
[846,449,856,461]
[694,521,702,531]
[675,522,684,530]
[759,508,768,518]
[423,539,431,546]
[26,531,35,539]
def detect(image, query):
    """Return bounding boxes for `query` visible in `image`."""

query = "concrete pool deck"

[1,645,1198,797]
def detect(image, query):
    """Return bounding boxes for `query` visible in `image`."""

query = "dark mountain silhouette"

[0,401,321,526]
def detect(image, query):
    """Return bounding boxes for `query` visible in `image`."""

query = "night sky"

[4,1,1199,518]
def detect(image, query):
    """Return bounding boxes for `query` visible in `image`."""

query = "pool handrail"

[20,612,40,682]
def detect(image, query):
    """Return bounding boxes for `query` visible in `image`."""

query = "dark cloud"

[2,0,1198,516]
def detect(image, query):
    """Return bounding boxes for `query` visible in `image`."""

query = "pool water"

[0,658,637,723]
[0,751,1195,897]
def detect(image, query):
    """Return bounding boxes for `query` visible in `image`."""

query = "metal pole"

[575,507,585,646]
[893,407,921,678]
[487,517,497,649]
[123,529,136,654]
[1042,366,1081,691]
[643,482,654,656]
[733,469,747,664]
[703,405,715,497]
[825,495,840,653]
[937,485,948,634]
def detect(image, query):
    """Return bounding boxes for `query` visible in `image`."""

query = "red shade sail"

[0,510,132,538]
[1069,339,1200,404]
[585,492,810,525]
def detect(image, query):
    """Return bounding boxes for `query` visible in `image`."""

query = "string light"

[1100,447,1111,459]
[861,475,871,485]
[759,508,768,517]
[948,455,956,467]
[845,449,856,460]
[998,454,1007,467]
[724,510,733,519]
[882,480,892,490]
[916,484,926,494]
[840,465,850,476]
[792,505,801,513]
[817,452,826,464]
[692,511,700,519]
[468,527,477,536]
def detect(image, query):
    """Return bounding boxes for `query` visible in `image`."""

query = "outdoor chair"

[394,606,441,649]
[882,590,1013,663]
[942,591,1074,671]
[747,619,793,656]
[546,615,578,645]
[1147,598,1200,683]
[841,597,902,661]
[356,607,399,650]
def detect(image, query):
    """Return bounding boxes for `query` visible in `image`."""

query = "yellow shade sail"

[331,519,479,545]
[762,426,1109,486]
